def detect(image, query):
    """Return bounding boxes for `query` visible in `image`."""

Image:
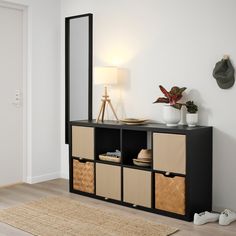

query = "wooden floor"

[0,179,235,236]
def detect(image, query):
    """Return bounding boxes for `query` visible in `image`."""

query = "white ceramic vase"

[186,113,198,127]
[163,104,181,126]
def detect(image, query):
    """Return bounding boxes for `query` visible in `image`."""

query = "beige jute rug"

[0,196,178,236]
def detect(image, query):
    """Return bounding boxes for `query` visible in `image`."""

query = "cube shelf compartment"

[96,163,121,201]
[72,126,94,160]
[155,172,185,215]
[95,127,120,161]
[122,130,147,166]
[123,168,151,208]
[153,133,186,174]
[73,159,94,194]
[69,120,212,221]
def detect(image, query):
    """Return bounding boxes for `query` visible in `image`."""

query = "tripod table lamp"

[94,66,119,122]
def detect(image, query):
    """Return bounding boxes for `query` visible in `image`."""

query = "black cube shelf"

[69,120,212,221]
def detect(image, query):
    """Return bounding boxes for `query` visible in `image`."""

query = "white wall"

[3,0,61,183]
[61,0,236,211]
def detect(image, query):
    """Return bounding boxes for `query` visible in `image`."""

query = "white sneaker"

[194,211,220,225]
[219,209,236,226]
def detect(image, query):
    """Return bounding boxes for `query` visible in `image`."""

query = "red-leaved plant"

[153,85,187,109]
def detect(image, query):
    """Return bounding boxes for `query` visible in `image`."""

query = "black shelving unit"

[69,120,212,221]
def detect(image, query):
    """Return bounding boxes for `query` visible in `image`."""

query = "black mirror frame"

[65,13,93,144]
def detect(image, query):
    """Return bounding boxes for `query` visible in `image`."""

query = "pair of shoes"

[194,209,236,226]
[194,211,220,225]
[219,209,236,226]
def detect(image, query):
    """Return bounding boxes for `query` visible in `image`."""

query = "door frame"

[0,1,31,184]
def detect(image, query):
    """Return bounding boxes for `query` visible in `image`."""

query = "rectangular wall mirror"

[65,14,93,144]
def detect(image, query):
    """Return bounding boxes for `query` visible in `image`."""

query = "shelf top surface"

[70,120,212,133]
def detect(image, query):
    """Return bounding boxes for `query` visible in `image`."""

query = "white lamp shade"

[94,67,118,85]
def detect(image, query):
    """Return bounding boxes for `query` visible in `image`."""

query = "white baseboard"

[60,171,69,180]
[26,172,61,184]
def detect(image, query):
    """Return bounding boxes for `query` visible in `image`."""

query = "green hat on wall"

[213,57,235,89]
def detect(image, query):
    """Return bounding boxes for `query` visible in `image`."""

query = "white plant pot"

[186,113,198,127]
[163,104,181,126]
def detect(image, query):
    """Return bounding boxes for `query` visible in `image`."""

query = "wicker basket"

[99,154,121,163]
[155,173,185,215]
[73,159,94,194]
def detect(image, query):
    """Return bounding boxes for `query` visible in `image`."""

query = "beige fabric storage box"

[153,133,186,174]
[72,126,94,160]
[155,173,185,215]
[73,159,94,194]
[96,163,121,201]
[123,168,151,208]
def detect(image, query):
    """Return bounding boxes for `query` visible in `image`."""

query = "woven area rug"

[0,196,178,236]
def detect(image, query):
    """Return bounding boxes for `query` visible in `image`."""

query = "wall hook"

[223,54,229,60]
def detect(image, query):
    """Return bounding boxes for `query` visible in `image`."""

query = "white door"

[0,5,23,186]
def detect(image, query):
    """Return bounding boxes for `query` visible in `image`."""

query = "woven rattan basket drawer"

[73,159,94,194]
[155,173,185,215]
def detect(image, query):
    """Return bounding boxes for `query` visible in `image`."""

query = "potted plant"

[153,85,187,126]
[185,101,198,127]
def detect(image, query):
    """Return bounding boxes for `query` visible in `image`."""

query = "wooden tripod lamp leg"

[108,100,119,121]
[96,101,105,122]
[101,100,106,122]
